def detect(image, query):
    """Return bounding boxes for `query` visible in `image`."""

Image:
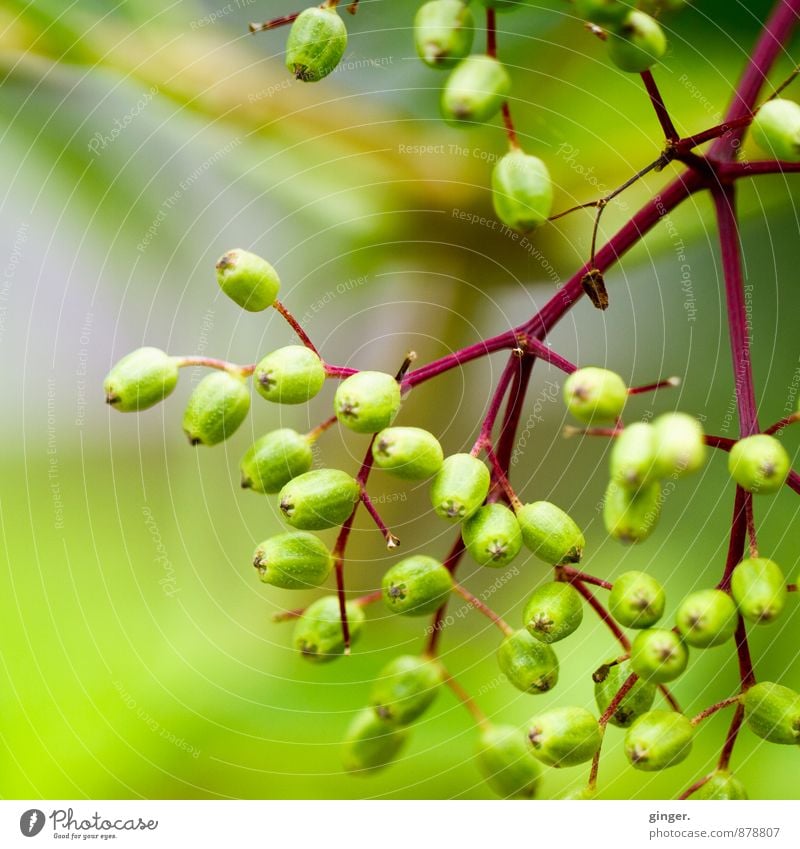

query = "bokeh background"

[0,0,798,800]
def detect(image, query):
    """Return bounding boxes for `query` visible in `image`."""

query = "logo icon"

[19,810,45,837]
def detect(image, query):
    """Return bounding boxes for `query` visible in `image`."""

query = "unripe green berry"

[610,422,658,489]
[651,412,706,478]
[574,0,630,25]
[441,55,511,125]
[104,347,179,412]
[728,434,791,495]
[342,708,408,774]
[491,151,554,233]
[430,453,491,521]
[516,501,585,564]
[334,371,401,434]
[215,249,280,311]
[414,0,474,69]
[461,503,522,567]
[252,531,332,589]
[527,707,601,768]
[497,629,559,695]
[594,659,656,728]
[293,595,365,662]
[743,682,800,745]
[607,11,667,74]
[182,371,250,446]
[285,6,347,83]
[675,589,738,648]
[609,570,665,628]
[382,555,453,616]
[476,724,541,800]
[254,346,325,405]
[563,367,627,424]
[372,427,444,480]
[750,98,800,163]
[603,479,662,544]
[630,629,689,683]
[369,655,443,725]
[693,770,748,800]
[623,710,693,771]
[523,582,583,644]
[240,428,313,494]
[278,468,360,530]
[730,557,787,624]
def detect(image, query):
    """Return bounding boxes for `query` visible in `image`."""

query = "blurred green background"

[0,0,798,800]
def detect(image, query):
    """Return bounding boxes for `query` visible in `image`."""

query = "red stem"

[452,583,513,636]
[273,299,320,355]
[640,70,679,142]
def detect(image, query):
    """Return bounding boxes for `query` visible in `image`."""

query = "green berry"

[523,582,583,644]
[285,6,347,83]
[603,479,662,544]
[624,710,693,771]
[609,570,665,628]
[342,708,408,774]
[441,55,511,125]
[240,428,313,494]
[731,557,787,624]
[430,453,491,521]
[610,422,657,489]
[630,629,689,683]
[594,659,656,728]
[574,0,630,25]
[414,0,474,69]
[743,682,800,745]
[497,629,559,694]
[476,725,541,799]
[215,249,280,311]
[693,770,748,800]
[651,412,706,478]
[182,371,250,446]
[104,347,179,412]
[563,367,627,423]
[293,595,365,662]
[278,468,360,530]
[527,707,601,768]
[254,346,325,405]
[372,427,444,480]
[516,501,585,564]
[491,150,554,233]
[369,655,443,725]
[382,555,453,616]
[675,589,738,648]
[607,11,667,74]
[728,434,791,495]
[461,503,522,567]
[751,99,800,163]
[334,371,401,434]
[252,531,332,589]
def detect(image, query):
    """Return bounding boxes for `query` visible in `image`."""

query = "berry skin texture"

[623,710,694,771]
[182,371,250,446]
[630,629,689,684]
[441,55,511,125]
[594,659,656,728]
[334,371,401,434]
[293,595,365,662]
[285,6,347,83]
[381,555,454,616]
[750,98,800,163]
[461,503,522,567]
[693,770,748,800]
[342,708,409,774]
[603,479,662,544]
[523,582,584,644]
[476,725,541,800]
[215,249,280,311]
[254,346,325,405]
[675,588,738,648]
[430,453,491,521]
[730,557,787,625]
[651,412,706,478]
[240,428,313,494]
[372,427,444,480]
[104,347,179,412]
[527,707,602,768]
[516,501,585,564]
[727,434,791,495]
[563,367,627,424]
[609,570,665,628]
[252,531,332,589]
[491,150,554,233]
[279,468,360,531]
[610,422,658,489]
[607,11,667,74]
[369,655,443,726]
[497,629,559,695]
[414,0,474,69]
[574,0,629,25]
[743,682,800,745]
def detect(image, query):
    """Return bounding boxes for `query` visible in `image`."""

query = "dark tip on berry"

[241,476,252,489]
[593,664,610,684]
[629,744,647,764]
[376,438,392,456]
[188,435,202,446]
[280,498,295,517]
[528,727,543,748]
[299,640,318,657]
[443,500,464,519]
[338,399,358,419]
[252,554,266,574]
[215,252,236,272]
[532,613,554,634]
[387,582,407,600]
[258,371,276,390]
[105,391,120,406]
[487,541,507,560]
[376,705,393,720]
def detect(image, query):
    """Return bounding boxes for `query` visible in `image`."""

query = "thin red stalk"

[273,299,320,355]
[525,336,577,373]
[718,703,746,769]
[676,115,752,152]
[640,70,679,142]
[359,490,400,548]
[628,377,679,395]
[475,354,520,446]
[744,492,759,557]
[452,583,513,636]
[403,330,518,387]
[691,695,742,726]
[764,411,800,434]
[717,487,748,591]
[787,469,800,494]
[324,364,358,379]
[425,535,467,656]
[306,414,338,442]
[501,102,519,149]
[678,773,713,800]
[249,11,300,32]
[720,159,800,177]
[589,672,639,789]
[486,8,497,57]
[483,441,521,508]
[559,565,612,590]
[705,433,737,451]
[493,354,535,474]
[570,580,630,651]
[273,588,382,622]
[175,355,253,375]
